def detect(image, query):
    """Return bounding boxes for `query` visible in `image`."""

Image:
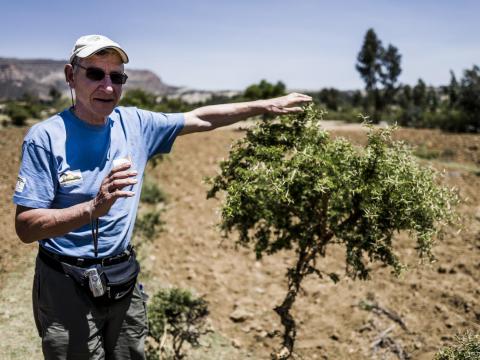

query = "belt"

[38,244,134,271]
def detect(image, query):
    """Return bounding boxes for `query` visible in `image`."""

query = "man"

[13,34,312,359]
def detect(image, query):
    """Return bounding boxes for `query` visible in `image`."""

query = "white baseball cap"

[70,34,129,64]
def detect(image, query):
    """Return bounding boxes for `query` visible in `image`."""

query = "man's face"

[72,52,125,124]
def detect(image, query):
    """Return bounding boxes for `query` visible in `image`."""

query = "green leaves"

[434,332,480,360]
[208,104,458,279]
[147,288,209,359]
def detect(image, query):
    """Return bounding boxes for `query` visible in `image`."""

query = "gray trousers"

[33,255,147,360]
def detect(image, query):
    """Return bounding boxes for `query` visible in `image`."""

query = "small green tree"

[147,288,209,360]
[207,105,457,359]
[434,332,480,360]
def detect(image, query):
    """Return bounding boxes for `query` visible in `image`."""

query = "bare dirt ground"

[0,122,479,359]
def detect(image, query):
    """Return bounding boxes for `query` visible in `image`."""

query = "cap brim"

[71,45,129,64]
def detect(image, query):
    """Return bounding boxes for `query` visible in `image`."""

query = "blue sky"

[1,0,479,91]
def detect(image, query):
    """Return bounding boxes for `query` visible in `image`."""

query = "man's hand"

[262,92,313,115]
[92,162,137,217]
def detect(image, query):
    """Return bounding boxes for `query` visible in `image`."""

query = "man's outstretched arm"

[179,93,312,135]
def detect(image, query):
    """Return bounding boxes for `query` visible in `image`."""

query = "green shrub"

[435,332,480,360]
[120,88,157,109]
[413,145,441,160]
[154,97,193,113]
[146,288,209,360]
[148,154,164,169]
[5,102,30,126]
[134,210,164,240]
[141,181,167,204]
[325,108,364,123]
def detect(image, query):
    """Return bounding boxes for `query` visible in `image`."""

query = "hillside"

[0,57,176,101]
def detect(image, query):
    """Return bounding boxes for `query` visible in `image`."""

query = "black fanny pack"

[39,245,140,305]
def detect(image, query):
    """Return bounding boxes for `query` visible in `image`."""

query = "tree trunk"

[272,246,310,359]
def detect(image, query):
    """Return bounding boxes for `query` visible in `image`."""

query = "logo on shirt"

[59,170,83,186]
[15,176,26,193]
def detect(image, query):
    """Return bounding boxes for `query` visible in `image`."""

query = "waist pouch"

[41,248,140,305]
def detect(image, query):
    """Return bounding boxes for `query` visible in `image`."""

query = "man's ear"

[64,64,74,87]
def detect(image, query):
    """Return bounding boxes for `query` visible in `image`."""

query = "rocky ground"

[0,122,478,359]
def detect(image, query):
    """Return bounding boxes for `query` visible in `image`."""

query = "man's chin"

[92,101,117,115]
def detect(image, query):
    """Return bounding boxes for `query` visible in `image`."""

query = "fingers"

[287,92,313,104]
[92,162,137,217]
[270,106,305,115]
[103,162,137,195]
[283,107,303,113]
[107,177,138,192]
[268,93,312,114]
[110,169,138,181]
[109,161,133,176]
[108,189,136,198]
[106,161,137,186]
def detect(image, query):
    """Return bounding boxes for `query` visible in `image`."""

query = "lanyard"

[91,218,99,258]
[89,200,99,258]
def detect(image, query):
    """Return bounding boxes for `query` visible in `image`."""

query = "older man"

[13,34,311,359]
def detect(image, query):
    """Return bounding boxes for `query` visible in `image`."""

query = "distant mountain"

[0,57,177,101]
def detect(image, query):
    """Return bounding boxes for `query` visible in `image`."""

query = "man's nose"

[100,75,114,92]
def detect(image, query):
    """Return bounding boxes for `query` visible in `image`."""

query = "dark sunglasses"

[74,63,128,85]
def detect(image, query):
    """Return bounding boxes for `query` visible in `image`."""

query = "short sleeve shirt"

[13,107,184,258]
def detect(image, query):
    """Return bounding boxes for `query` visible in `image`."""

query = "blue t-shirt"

[13,106,184,258]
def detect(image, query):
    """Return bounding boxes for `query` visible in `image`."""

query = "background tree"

[398,85,412,108]
[457,65,480,131]
[120,88,157,109]
[426,86,439,112]
[379,44,402,111]
[412,79,427,108]
[244,79,286,100]
[356,28,382,116]
[356,28,402,121]
[447,70,460,108]
[207,105,457,359]
[351,90,363,108]
[356,28,382,92]
[315,88,341,111]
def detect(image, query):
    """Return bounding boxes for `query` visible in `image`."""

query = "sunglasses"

[75,63,128,85]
